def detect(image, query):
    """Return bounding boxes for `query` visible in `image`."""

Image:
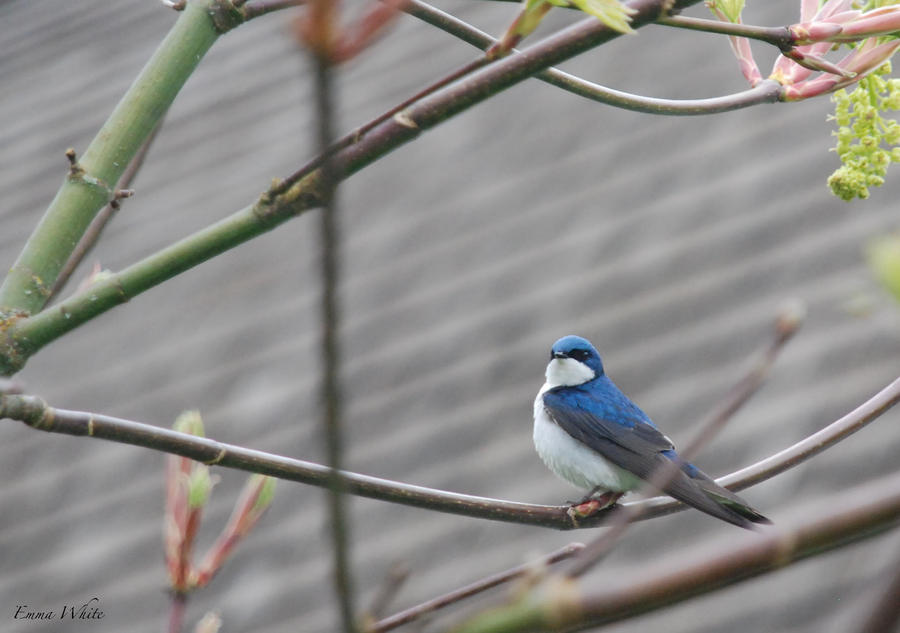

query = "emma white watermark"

[13,596,104,621]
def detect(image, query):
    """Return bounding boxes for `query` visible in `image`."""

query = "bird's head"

[545,335,605,387]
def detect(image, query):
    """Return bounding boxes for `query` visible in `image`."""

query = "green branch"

[0,1,242,318]
[0,0,710,375]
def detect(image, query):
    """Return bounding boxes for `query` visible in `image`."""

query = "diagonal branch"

[48,117,164,303]
[0,1,236,317]
[369,543,585,633]
[2,373,898,529]
[5,0,790,376]
[451,470,900,633]
[401,0,783,116]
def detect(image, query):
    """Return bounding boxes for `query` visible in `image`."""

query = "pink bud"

[790,21,844,45]
[812,0,854,22]
[836,7,900,41]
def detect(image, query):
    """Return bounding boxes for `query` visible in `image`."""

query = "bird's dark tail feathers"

[659,457,771,529]
[675,469,771,529]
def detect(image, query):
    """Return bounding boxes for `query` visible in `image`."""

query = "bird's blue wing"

[541,383,674,476]
[541,383,770,528]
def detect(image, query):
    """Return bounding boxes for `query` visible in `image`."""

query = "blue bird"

[533,335,770,529]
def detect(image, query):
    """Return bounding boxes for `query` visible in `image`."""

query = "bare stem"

[5,0,784,376]
[167,592,187,633]
[657,14,793,50]
[309,33,358,633]
[272,56,490,197]
[452,471,900,633]
[369,543,585,633]
[0,1,233,317]
[2,373,898,529]
[363,563,412,624]
[403,0,784,113]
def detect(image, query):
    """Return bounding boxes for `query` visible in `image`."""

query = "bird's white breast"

[544,357,596,387]
[532,383,642,494]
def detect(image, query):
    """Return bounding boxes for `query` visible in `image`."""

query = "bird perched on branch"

[533,335,770,529]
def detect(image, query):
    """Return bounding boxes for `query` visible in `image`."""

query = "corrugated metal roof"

[1,0,899,631]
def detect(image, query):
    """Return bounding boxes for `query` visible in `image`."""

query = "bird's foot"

[565,491,624,523]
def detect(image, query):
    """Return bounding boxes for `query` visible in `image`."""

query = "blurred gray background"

[1,0,899,631]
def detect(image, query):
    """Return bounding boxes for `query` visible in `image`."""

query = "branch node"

[392,110,418,129]
[65,148,84,178]
[110,188,135,210]
[204,447,227,465]
[208,0,246,33]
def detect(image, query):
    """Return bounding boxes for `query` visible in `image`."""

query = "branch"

[306,18,359,632]
[2,373,898,529]
[8,0,782,375]
[451,470,900,633]
[0,1,237,317]
[48,117,164,303]
[369,543,584,633]
[402,0,783,116]
[657,15,793,50]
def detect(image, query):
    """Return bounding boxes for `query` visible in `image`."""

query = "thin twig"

[271,0,786,198]
[2,373,898,529]
[564,304,803,578]
[657,14,794,50]
[402,0,783,114]
[369,543,585,633]
[364,562,411,624]
[5,0,782,375]
[452,470,900,633]
[272,56,490,197]
[167,592,187,633]
[309,30,358,633]
[48,118,163,303]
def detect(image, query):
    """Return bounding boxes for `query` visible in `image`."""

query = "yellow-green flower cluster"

[829,61,900,200]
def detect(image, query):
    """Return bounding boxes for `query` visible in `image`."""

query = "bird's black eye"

[571,349,590,362]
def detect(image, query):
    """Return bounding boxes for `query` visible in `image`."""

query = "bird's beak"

[552,352,567,359]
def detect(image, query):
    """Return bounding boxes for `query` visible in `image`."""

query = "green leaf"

[566,0,635,33]
[709,0,745,23]
[174,409,205,437]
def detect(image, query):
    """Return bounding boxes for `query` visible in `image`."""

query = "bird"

[533,335,770,529]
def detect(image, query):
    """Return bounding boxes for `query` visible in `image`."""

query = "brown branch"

[363,562,412,625]
[307,23,359,632]
[2,372,898,529]
[402,0,783,115]
[564,303,803,577]
[451,470,900,633]
[369,543,585,633]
